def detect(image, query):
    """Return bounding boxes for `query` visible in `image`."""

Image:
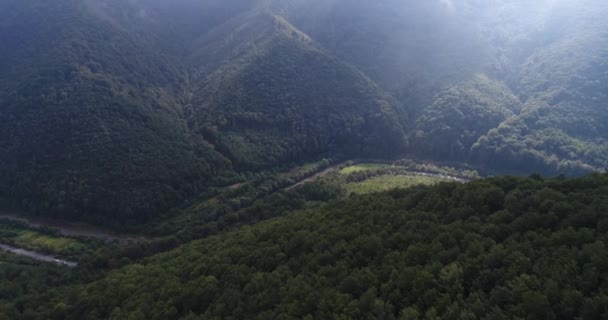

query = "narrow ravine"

[0,243,77,267]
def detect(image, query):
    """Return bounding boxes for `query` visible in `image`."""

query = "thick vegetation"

[2,173,607,319]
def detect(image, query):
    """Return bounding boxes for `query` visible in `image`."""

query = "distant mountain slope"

[270,0,491,115]
[471,1,608,175]
[413,75,521,160]
[265,0,608,175]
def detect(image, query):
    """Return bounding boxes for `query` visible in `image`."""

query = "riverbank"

[0,211,143,242]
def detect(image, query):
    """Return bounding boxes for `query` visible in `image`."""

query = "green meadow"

[344,174,452,194]
[0,223,90,257]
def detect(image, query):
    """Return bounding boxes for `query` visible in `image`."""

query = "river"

[0,243,77,267]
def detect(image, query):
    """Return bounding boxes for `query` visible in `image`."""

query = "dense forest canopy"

[3,173,608,319]
[0,0,606,223]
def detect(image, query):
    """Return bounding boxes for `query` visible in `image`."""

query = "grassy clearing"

[0,224,89,256]
[339,163,387,175]
[344,174,451,194]
[13,231,87,253]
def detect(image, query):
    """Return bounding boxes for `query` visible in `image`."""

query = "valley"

[0,158,472,268]
[1,0,607,319]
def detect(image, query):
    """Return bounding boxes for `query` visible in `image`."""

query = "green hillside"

[5,173,608,319]
[0,0,232,225]
[0,1,406,224]
[189,13,407,168]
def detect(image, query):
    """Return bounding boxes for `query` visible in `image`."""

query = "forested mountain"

[471,6,608,175]
[0,0,607,223]
[0,0,231,225]
[273,0,608,175]
[188,13,407,168]
[0,0,407,224]
[270,0,492,114]
[413,75,521,160]
[2,2,608,317]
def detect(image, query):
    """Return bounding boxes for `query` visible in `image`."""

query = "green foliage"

[340,163,387,175]
[8,173,608,319]
[0,252,75,319]
[392,159,480,180]
[271,0,608,176]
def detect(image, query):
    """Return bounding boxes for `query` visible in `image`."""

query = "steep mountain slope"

[188,13,407,168]
[269,0,491,115]
[0,0,407,224]
[82,0,259,60]
[0,0,230,224]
